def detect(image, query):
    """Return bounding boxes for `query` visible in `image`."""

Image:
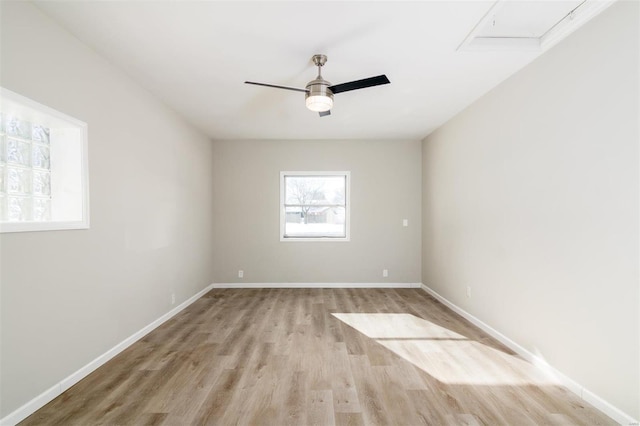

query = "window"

[280,171,350,241]
[0,88,89,233]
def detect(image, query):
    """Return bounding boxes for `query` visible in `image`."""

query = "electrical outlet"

[171,293,176,305]
[466,286,471,298]
[403,219,408,227]
[238,270,244,278]
[383,269,389,278]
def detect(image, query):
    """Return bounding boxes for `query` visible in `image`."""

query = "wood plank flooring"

[20,288,615,425]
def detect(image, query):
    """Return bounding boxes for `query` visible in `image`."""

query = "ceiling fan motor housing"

[305,78,334,112]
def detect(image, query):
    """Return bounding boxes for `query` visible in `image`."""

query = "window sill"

[0,219,89,233]
[280,236,350,242]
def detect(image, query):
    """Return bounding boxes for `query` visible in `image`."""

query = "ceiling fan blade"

[328,75,390,94]
[319,110,331,117]
[244,81,309,93]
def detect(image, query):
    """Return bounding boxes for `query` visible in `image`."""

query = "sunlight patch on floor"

[331,313,558,386]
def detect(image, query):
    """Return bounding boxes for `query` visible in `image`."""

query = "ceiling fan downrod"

[312,54,328,78]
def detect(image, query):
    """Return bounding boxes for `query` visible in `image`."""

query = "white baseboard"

[212,282,422,289]
[0,283,216,426]
[420,284,638,426]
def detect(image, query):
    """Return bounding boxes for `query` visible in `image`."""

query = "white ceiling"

[34,1,604,141]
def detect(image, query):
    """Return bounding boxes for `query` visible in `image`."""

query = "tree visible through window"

[280,172,350,240]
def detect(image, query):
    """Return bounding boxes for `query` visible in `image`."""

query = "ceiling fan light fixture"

[305,77,334,112]
[305,94,333,112]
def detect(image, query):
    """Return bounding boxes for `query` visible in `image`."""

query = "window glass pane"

[285,176,325,205]
[32,124,50,144]
[285,175,345,205]
[33,170,51,196]
[7,196,30,221]
[7,167,30,194]
[7,138,30,166]
[284,206,346,238]
[5,115,31,139]
[32,144,50,169]
[326,176,346,204]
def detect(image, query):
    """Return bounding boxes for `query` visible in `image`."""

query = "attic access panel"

[458,0,615,52]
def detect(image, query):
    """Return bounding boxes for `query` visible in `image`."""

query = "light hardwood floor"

[20,288,615,425]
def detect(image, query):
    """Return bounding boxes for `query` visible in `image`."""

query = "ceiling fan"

[245,54,390,117]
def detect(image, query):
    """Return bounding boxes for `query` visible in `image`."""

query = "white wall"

[0,2,214,417]
[212,139,421,284]
[422,1,639,420]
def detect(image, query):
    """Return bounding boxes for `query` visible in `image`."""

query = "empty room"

[0,0,638,425]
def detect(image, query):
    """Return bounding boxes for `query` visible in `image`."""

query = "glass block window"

[0,88,89,233]
[0,117,52,222]
[280,171,350,241]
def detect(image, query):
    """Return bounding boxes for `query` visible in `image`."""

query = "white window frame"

[0,88,89,233]
[280,171,350,242]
